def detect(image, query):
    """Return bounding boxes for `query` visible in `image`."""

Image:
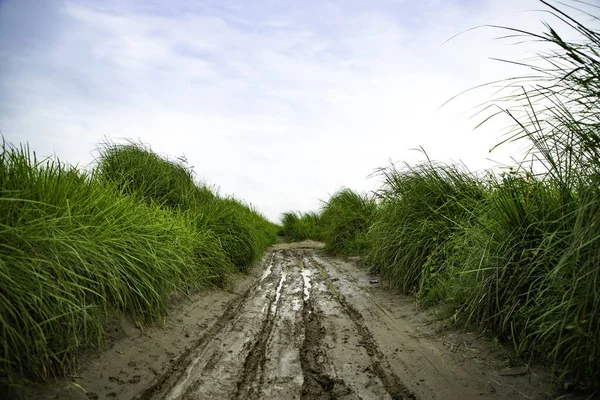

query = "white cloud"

[1,0,590,221]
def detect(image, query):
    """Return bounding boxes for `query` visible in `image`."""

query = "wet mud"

[30,241,559,400]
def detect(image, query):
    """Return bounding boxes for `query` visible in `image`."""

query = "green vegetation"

[458,3,600,391]
[97,140,213,210]
[279,211,322,241]
[0,140,277,385]
[98,142,277,272]
[281,2,600,394]
[320,188,376,255]
[3,0,598,395]
[367,161,485,296]
[279,188,376,255]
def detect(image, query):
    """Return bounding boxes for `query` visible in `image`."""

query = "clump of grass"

[0,141,226,384]
[448,170,596,385]
[320,188,377,255]
[457,1,600,391]
[366,160,485,297]
[97,141,214,210]
[97,141,278,272]
[279,211,322,241]
[435,166,600,392]
[192,197,277,272]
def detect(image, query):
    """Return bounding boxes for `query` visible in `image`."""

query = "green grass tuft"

[366,160,485,297]
[279,211,323,242]
[320,188,376,255]
[97,141,278,272]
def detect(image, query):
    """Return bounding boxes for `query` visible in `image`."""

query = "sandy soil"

[25,241,570,400]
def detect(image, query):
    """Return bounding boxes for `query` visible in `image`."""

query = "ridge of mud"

[232,267,288,399]
[133,253,274,400]
[309,256,417,400]
[299,255,353,400]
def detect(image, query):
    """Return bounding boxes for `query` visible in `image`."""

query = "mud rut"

[134,246,417,400]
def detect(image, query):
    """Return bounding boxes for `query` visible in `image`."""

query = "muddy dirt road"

[32,241,557,400]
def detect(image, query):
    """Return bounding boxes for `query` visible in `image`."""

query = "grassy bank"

[281,3,600,393]
[278,188,376,255]
[98,142,278,272]
[362,162,599,393]
[367,161,485,296]
[0,141,278,385]
[279,211,323,242]
[320,188,376,255]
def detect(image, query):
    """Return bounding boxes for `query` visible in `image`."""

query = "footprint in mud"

[108,376,126,385]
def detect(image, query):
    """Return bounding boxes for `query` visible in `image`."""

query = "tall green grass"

[97,140,214,210]
[98,142,278,272]
[278,188,375,254]
[320,188,376,255]
[0,140,277,385]
[450,171,599,390]
[457,1,600,390]
[279,211,322,241]
[367,161,485,296]
[191,197,278,272]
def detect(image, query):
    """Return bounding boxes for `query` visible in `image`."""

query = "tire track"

[135,247,416,400]
[307,255,417,400]
[299,260,353,400]
[135,251,280,400]
[232,265,288,399]
[31,241,556,400]
[132,268,263,400]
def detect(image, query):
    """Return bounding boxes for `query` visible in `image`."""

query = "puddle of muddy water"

[272,271,287,310]
[260,252,275,281]
[301,268,312,302]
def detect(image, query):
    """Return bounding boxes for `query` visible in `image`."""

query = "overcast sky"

[0,0,593,221]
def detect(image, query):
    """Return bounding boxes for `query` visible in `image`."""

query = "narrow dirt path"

[30,241,558,400]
